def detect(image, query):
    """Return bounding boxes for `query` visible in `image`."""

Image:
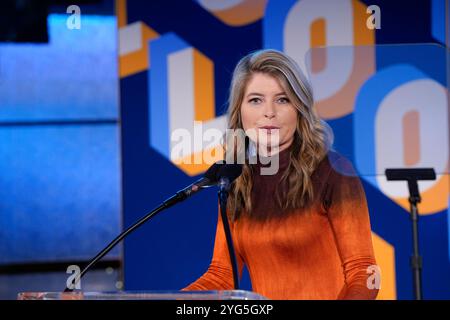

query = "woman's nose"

[264,102,276,119]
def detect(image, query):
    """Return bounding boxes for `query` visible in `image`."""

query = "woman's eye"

[249,98,262,104]
[277,97,290,104]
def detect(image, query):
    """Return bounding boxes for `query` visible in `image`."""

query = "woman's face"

[240,72,298,155]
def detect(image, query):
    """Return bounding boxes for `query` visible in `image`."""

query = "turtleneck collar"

[250,143,293,173]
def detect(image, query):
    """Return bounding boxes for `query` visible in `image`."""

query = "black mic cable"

[217,163,243,290]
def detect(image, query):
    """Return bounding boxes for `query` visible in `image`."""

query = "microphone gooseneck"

[64,161,225,292]
[63,161,242,293]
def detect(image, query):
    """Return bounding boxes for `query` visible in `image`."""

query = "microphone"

[217,163,243,193]
[64,161,229,292]
[164,161,224,207]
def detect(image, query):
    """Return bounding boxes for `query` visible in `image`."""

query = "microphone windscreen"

[217,163,243,183]
[204,162,224,183]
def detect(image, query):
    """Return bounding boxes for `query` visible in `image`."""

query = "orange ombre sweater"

[183,147,379,300]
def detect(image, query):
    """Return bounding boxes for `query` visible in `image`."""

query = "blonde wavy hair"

[225,49,333,220]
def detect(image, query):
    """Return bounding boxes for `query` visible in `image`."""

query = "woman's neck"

[253,142,293,171]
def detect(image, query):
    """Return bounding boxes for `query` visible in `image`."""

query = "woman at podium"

[183,49,379,300]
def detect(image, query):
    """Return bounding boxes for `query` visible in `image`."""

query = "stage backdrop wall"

[0,14,121,266]
[118,0,450,299]
[0,8,122,298]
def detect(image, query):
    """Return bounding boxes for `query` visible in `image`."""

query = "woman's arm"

[182,210,244,291]
[326,155,379,300]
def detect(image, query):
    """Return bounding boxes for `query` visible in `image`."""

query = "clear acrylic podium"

[17,290,267,300]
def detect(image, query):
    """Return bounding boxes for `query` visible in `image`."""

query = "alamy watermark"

[366,264,381,290]
[66,264,81,290]
[171,123,281,175]
[66,5,81,30]
[366,5,381,30]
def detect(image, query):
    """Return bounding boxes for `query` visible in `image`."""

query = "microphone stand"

[63,161,242,293]
[64,187,206,292]
[385,168,436,300]
[218,177,240,290]
[407,179,423,300]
